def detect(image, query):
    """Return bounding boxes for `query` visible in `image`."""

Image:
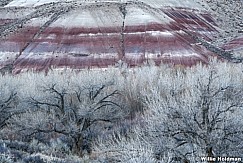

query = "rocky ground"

[200,0,242,43]
[197,0,243,57]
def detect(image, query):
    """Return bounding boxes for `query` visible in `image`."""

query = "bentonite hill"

[0,0,242,73]
[1,1,243,162]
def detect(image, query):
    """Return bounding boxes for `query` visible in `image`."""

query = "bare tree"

[0,91,19,130]
[3,60,243,162]
[10,82,126,156]
[144,63,243,162]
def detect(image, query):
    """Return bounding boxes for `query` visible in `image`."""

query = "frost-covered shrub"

[0,59,242,162]
[0,143,8,154]
[0,154,13,163]
[46,138,71,157]
[142,61,243,161]
[22,155,45,163]
[93,131,157,163]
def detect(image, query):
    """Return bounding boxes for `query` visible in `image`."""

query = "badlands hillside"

[0,1,243,163]
[0,0,242,73]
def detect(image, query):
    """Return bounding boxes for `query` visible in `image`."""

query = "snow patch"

[50,8,122,28]
[125,7,171,25]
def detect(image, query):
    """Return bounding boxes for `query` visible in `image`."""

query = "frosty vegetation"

[0,59,243,162]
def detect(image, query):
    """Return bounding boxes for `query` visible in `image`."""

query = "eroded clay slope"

[0,0,235,73]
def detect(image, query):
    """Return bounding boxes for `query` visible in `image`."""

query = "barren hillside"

[0,0,242,73]
[198,0,243,56]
